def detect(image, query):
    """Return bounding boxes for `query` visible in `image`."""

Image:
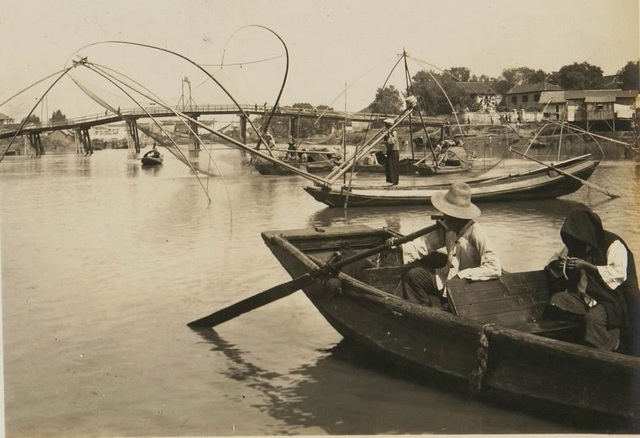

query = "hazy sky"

[0,0,638,118]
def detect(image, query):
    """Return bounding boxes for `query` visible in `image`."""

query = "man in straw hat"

[386,182,501,309]
[382,118,400,185]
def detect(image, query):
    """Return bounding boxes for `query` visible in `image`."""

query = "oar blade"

[187,273,315,328]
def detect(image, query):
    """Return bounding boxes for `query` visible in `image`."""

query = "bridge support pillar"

[289,117,299,140]
[27,132,44,157]
[189,117,200,153]
[76,128,93,156]
[126,119,140,156]
[239,115,247,144]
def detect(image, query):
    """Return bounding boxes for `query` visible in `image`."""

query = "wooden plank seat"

[447,270,581,340]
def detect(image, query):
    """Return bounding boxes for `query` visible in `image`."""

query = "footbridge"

[0,104,400,154]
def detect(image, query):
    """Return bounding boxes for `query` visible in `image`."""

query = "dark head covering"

[557,204,639,336]
[560,204,605,259]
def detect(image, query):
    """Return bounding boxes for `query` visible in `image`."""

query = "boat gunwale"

[262,226,640,368]
[261,225,640,420]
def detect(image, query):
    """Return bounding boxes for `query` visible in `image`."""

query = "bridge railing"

[2,104,398,133]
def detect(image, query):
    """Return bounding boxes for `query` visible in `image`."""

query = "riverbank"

[2,120,637,160]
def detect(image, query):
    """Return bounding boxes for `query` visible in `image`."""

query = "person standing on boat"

[386,182,502,309]
[545,204,639,353]
[382,118,400,185]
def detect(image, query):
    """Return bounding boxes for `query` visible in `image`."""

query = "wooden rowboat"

[254,146,342,176]
[260,224,640,422]
[141,150,163,166]
[303,155,599,208]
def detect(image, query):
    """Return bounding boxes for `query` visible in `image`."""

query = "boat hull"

[304,158,599,207]
[260,225,640,421]
[254,160,301,175]
[350,158,420,175]
[140,156,163,166]
[414,161,472,176]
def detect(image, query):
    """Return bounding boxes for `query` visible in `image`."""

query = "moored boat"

[141,146,163,166]
[254,147,341,176]
[304,155,599,208]
[413,145,473,176]
[141,153,163,166]
[260,224,640,422]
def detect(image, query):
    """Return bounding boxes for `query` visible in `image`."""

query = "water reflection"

[126,161,140,178]
[310,198,586,229]
[140,163,162,176]
[193,328,627,434]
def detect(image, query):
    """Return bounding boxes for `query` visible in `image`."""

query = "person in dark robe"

[545,204,639,353]
[382,118,399,185]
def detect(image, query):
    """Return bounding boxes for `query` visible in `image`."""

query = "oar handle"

[327,222,441,272]
[187,222,441,328]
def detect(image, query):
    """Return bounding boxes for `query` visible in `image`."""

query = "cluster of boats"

[185,96,637,426]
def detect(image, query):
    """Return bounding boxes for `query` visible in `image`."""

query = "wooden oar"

[187,222,441,328]
[509,148,620,198]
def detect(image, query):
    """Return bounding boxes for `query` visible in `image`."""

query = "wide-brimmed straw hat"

[383,118,394,126]
[431,182,481,219]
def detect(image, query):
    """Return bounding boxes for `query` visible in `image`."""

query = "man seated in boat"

[386,182,502,310]
[360,152,379,166]
[285,138,298,160]
[544,204,639,354]
[144,143,161,159]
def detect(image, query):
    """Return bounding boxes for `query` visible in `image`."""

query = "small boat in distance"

[412,143,473,176]
[260,224,640,421]
[254,146,342,175]
[141,146,163,167]
[304,154,599,208]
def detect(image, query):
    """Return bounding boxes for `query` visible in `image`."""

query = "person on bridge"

[382,118,400,185]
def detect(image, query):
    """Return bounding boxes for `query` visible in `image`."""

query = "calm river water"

[2,147,640,436]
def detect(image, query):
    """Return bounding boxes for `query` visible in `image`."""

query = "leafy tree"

[528,69,548,84]
[547,71,561,86]
[446,67,471,82]
[292,102,314,110]
[21,114,41,124]
[410,70,442,116]
[501,67,542,89]
[490,78,511,96]
[410,70,471,115]
[556,62,603,90]
[50,109,67,122]
[369,85,403,114]
[616,61,639,90]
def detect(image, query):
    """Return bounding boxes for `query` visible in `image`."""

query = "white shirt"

[402,222,502,291]
[547,240,628,306]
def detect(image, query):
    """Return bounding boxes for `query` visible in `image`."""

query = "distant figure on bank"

[266,134,277,151]
[382,118,399,185]
[361,152,378,165]
[545,204,639,353]
[386,182,501,308]
[286,138,298,160]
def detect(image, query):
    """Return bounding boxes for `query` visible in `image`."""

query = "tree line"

[22,60,638,137]
[370,60,639,116]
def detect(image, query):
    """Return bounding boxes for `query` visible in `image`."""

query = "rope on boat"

[468,323,493,393]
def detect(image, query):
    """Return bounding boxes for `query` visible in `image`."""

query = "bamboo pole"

[509,148,620,198]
